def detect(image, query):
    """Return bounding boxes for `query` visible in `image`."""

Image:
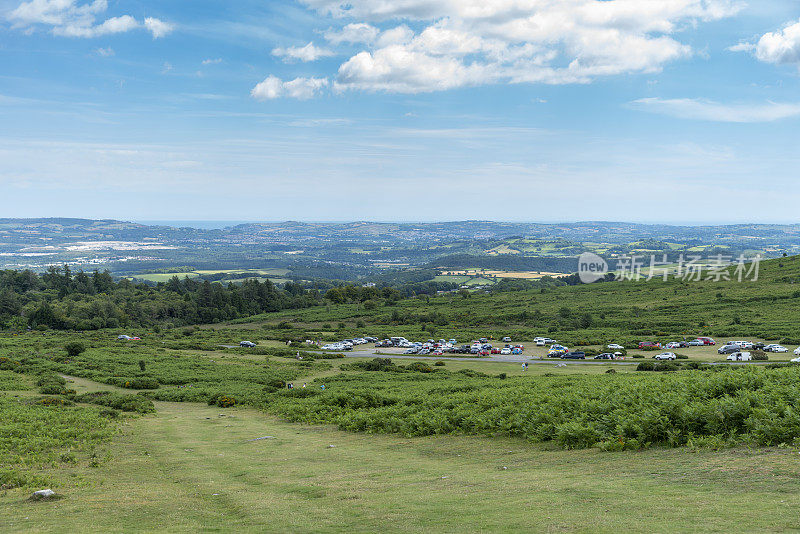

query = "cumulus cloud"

[729,19,800,67]
[143,17,174,39]
[95,46,114,56]
[272,42,334,63]
[283,0,743,95]
[251,75,329,100]
[8,0,173,39]
[323,22,380,44]
[631,97,800,123]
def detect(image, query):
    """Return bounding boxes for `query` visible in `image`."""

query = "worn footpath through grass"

[2,372,800,533]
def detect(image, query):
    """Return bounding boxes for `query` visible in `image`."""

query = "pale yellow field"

[441,269,564,279]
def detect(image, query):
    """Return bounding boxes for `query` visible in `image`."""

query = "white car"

[607,343,624,350]
[665,342,681,349]
[765,344,788,353]
[500,348,511,355]
[535,339,545,346]
[793,347,800,355]
[791,356,800,363]
[654,352,677,360]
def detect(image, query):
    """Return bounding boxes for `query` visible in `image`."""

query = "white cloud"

[271,42,334,63]
[95,46,114,56]
[753,20,800,65]
[295,0,744,94]
[730,19,800,67]
[323,22,379,44]
[251,75,329,100]
[631,97,800,123]
[8,0,173,39]
[202,58,223,65]
[143,17,174,39]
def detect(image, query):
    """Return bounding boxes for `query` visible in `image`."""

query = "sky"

[2,0,800,224]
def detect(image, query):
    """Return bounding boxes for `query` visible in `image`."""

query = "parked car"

[794,346,800,355]
[791,356,800,363]
[511,348,523,355]
[239,341,256,348]
[502,336,512,342]
[654,352,677,360]
[607,343,624,350]
[665,342,681,349]
[727,340,754,349]
[491,348,501,354]
[765,344,788,353]
[535,339,545,346]
[548,345,568,357]
[718,345,740,354]
[479,349,491,356]
[638,341,661,349]
[562,351,586,359]
[594,353,615,360]
[687,339,704,346]
[500,348,511,355]
[696,337,716,346]
[727,351,751,361]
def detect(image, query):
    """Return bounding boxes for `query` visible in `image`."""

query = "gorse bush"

[71,391,155,414]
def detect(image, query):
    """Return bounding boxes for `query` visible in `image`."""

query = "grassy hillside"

[234,255,800,346]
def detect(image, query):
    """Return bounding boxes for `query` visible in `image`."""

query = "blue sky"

[1,0,800,223]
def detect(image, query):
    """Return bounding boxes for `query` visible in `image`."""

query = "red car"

[696,337,716,346]
[638,341,662,349]
[479,350,491,356]
[491,348,501,354]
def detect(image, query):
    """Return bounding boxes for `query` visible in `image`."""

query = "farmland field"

[131,268,291,284]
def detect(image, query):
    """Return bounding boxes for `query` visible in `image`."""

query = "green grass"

[0,396,798,532]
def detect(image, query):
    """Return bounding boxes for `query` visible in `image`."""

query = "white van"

[727,351,751,361]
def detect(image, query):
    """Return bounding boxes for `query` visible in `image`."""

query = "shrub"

[675,354,688,360]
[751,351,769,361]
[654,362,680,372]
[108,377,160,389]
[636,362,655,371]
[405,362,435,373]
[209,395,237,408]
[64,342,86,357]
[0,357,20,370]
[434,360,446,366]
[72,392,155,414]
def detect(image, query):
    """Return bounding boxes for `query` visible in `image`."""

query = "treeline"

[322,279,460,305]
[0,266,321,330]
